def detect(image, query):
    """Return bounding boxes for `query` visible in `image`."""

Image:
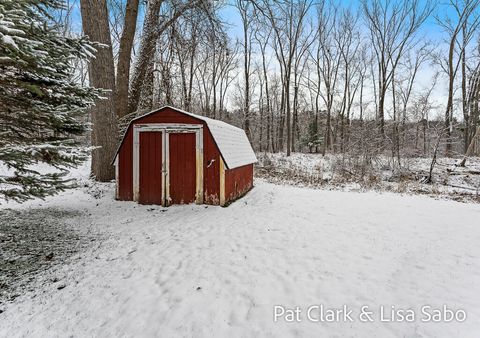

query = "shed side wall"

[224,164,254,203]
[117,108,221,204]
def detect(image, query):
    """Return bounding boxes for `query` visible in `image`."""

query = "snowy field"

[1,161,480,337]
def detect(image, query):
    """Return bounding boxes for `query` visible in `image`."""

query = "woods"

[79,0,479,179]
[1,0,480,196]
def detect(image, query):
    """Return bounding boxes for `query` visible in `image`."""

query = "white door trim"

[114,156,119,199]
[219,157,226,206]
[132,123,204,206]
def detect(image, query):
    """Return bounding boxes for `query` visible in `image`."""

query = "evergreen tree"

[301,119,323,153]
[0,0,99,201]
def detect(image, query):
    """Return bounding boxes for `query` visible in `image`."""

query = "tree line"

[2,0,479,197]
[77,0,480,181]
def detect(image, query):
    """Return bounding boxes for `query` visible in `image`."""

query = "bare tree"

[362,0,432,138]
[335,9,362,152]
[254,0,312,156]
[459,59,480,165]
[291,20,315,152]
[392,43,431,164]
[312,2,341,155]
[235,0,255,140]
[435,0,480,156]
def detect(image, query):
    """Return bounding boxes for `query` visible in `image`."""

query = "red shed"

[113,106,257,206]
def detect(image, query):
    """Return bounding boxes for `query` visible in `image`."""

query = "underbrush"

[256,152,480,203]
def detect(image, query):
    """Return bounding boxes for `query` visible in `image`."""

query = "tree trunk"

[242,18,251,140]
[278,84,285,150]
[186,35,196,111]
[461,22,468,153]
[261,44,271,152]
[322,109,331,156]
[139,61,155,111]
[444,31,457,157]
[423,119,427,156]
[80,0,117,181]
[285,77,291,156]
[292,82,298,152]
[115,0,140,119]
[378,84,386,138]
[259,91,264,152]
[128,0,163,114]
[459,126,480,166]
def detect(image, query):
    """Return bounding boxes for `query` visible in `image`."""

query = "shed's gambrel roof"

[115,106,257,170]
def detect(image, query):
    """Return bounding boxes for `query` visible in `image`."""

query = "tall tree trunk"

[242,23,251,140]
[340,66,348,153]
[258,89,264,152]
[322,110,331,156]
[80,0,117,181]
[444,27,459,157]
[279,83,285,150]
[139,61,155,111]
[285,77,291,156]
[461,22,468,153]
[186,35,197,111]
[261,44,271,151]
[292,82,298,153]
[391,70,401,166]
[115,0,140,119]
[378,82,386,138]
[359,74,364,122]
[128,0,163,114]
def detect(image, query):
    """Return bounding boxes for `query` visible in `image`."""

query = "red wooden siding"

[224,164,254,203]
[117,107,221,204]
[169,133,196,204]
[202,130,220,204]
[138,132,163,205]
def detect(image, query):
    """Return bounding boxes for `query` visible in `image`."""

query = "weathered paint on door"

[116,107,224,204]
[169,132,196,204]
[139,131,163,205]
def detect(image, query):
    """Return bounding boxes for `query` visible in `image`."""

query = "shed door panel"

[169,133,196,204]
[139,132,163,205]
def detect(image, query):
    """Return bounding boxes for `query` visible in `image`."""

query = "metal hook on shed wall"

[207,159,216,168]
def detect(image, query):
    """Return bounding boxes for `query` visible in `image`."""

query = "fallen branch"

[447,169,480,175]
[444,183,479,191]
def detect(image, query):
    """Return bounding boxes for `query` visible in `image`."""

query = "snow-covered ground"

[1,161,480,337]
